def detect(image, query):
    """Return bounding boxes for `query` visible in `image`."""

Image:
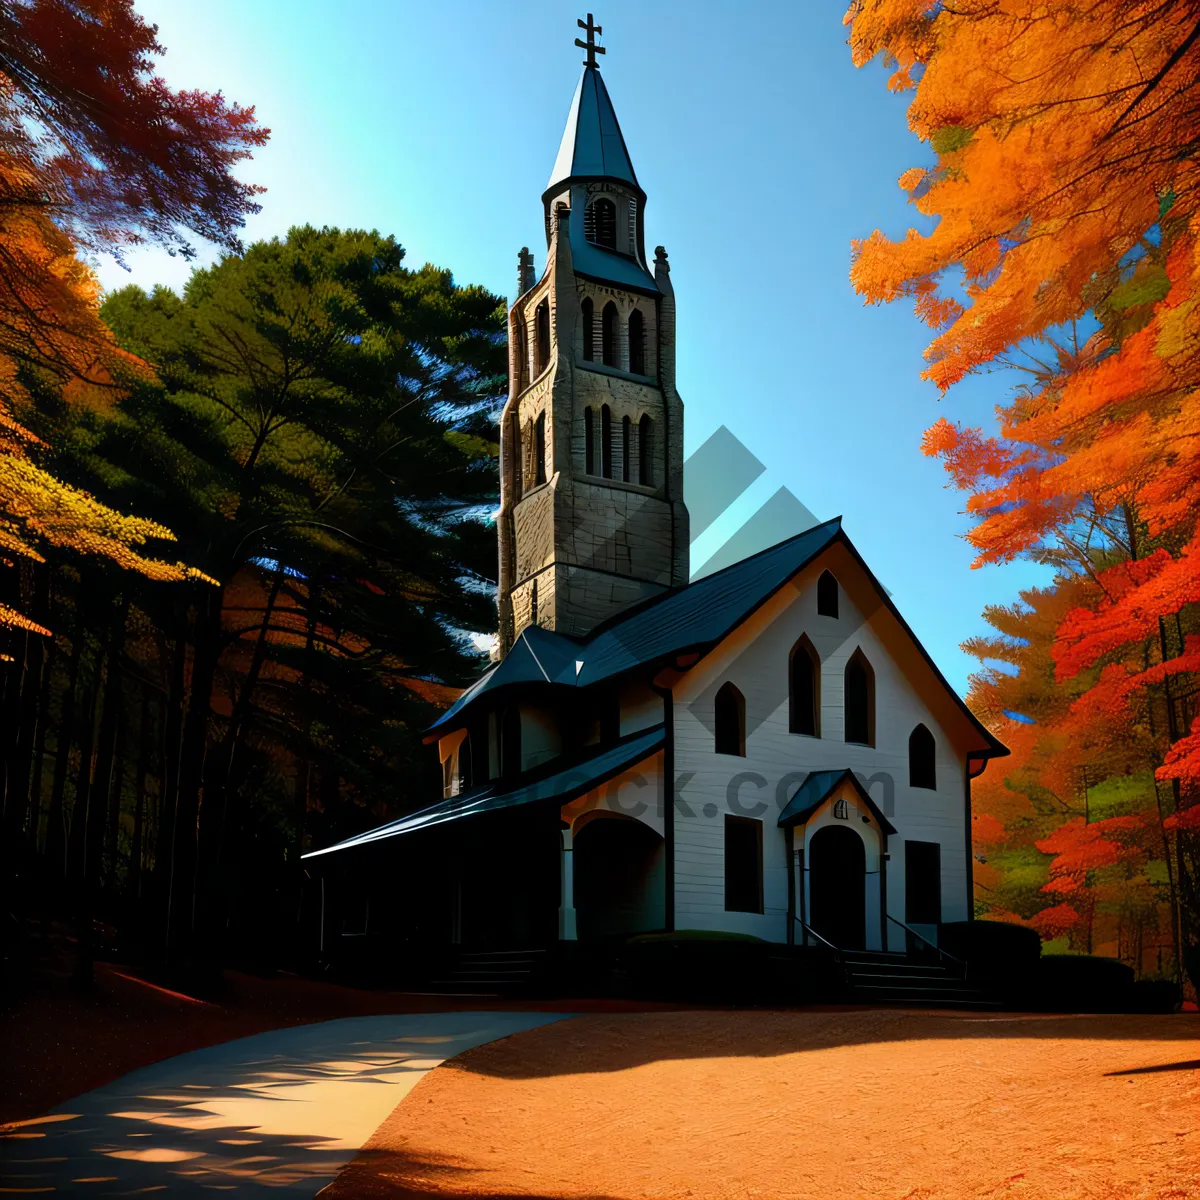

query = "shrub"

[1019,954,1136,1013]
[938,919,1041,979]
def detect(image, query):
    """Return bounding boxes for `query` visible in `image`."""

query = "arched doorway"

[808,825,866,950]
[574,816,664,941]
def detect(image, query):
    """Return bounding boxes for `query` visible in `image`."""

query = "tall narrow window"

[601,404,613,479]
[529,580,538,628]
[588,197,617,248]
[512,416,523,498]
[500,706,522,781]
[905,841,942,925]
[817,570,839,618]
[534,411,546,485]
[714,682,746,756]
[522,418,535,489]
[725,815,763,914]
[628,308,645,374]
[581,297,594,361]
[909,724,936,789]
[584,407,594,474]
[601,301,618,367]
[789,635,820,736]
[844,649,875,746]
[534,299,550,376]
[638,415,657,484]
[621,415,631,482]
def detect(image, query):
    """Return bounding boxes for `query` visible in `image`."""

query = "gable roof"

[303,724,664,858]
[429,517,1008,761]
[430,517,845,733]
[547,66,640,193]
[777,768,898,835]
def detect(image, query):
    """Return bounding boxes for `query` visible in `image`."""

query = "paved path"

[0,1011,569,1195]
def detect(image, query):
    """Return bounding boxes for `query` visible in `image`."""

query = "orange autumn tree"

[847,0,1200,981]
[0,0,268,631]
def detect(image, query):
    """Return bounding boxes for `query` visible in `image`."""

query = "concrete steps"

[841,951,1001,1009]
[429,947,550,993]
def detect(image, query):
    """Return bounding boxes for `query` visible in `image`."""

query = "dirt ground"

[323,1009,1200,1200]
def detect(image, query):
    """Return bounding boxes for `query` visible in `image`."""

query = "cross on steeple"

[575,13,605,69]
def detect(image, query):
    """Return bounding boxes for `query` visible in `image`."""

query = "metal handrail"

[885,914,965,968]
[794,915,840,955]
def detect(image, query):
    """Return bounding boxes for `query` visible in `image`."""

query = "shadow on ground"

[432,1009,1200,1080]
[0,1012,567,1196]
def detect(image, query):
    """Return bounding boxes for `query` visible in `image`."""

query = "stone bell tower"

[495,17,689,655]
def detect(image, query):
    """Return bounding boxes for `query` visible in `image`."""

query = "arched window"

[628,308,645,375]
[534,411,546,485]
[601,404,613,478]
[909,724,936,789]
[601,301,618,367]
[588,197,617,248]
[584,407,595,474]
[530,580,539,628]
[534,299,550,376]
[844,649,875,747]
[789,635,820,737]
[500,706,522,781]
[817,570,839,618]
[621,414,631,482]
[714,682,746,757]
[581,297,594,362]
[639,414,652,485]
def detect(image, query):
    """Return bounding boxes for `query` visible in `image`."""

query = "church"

[304,24,1008,970]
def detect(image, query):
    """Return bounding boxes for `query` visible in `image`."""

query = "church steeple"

[546,62,640,196]
[494,18,689,656]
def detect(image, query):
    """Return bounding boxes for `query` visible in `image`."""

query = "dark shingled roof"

[429,516,1007,761]
[777,768,898,835]
[302,724,665,858]
[431,517,846,733]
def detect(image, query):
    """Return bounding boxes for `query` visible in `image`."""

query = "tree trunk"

[129,687,152,904]
[45,622,84,881]
[165,584,224,961]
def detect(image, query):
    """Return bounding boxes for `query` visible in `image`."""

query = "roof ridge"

[582,516,844,642]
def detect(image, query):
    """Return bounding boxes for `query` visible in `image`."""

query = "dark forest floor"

[0,925,684,1126]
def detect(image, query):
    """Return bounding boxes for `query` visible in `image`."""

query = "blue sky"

[96,0,1051,695]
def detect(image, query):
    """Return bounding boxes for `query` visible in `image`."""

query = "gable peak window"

[844,648,875,747]
[586,197,617,249]
[817,570,839,618]
[714,681,746,757]
[789,634,820,737]
[601,301,618,367]
[909,723,937,789]
[581,296,594,361]
[628,308,645,375]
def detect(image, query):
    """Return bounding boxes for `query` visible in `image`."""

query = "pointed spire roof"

[547,67,640,193]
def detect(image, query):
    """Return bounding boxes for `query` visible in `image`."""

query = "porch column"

[558,825,577,940]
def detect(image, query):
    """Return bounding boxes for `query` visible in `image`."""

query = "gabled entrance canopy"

[777,769,897,835]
